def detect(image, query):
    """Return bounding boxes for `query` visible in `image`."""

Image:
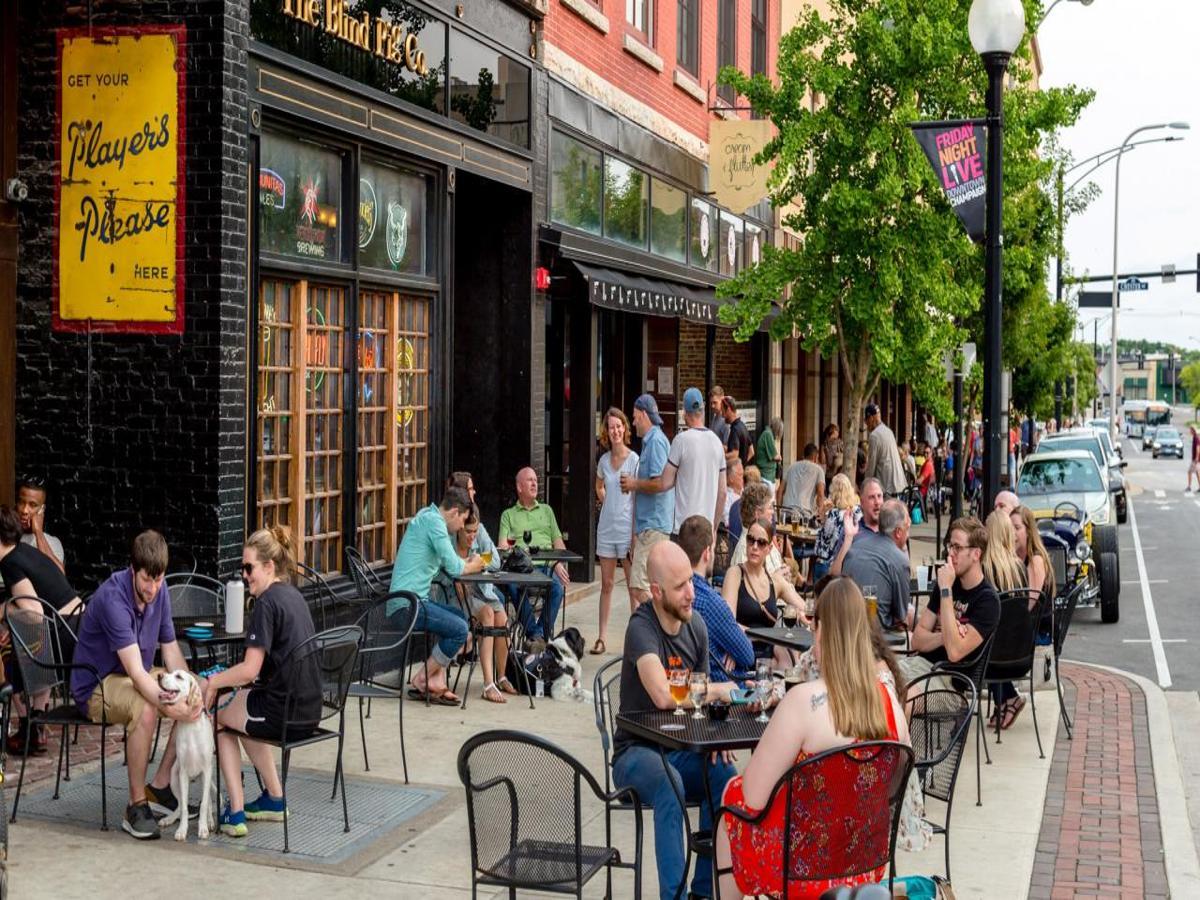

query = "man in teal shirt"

[498,467,569,647]
[389,487,483,703]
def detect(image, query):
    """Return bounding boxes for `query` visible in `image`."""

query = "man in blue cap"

[621,394,674,606]
[623,387,727,541]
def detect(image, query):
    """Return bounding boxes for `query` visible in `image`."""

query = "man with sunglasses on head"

[15,475,65,573]
[900,515,999,684]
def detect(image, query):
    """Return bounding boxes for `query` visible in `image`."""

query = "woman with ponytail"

[203,525,321,837]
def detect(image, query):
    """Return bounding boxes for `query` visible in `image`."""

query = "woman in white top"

[593,407,639,655]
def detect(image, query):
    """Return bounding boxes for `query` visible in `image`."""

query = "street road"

[1061,415,1200,692]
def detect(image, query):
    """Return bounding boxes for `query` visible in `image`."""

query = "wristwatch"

[940,587,952,600]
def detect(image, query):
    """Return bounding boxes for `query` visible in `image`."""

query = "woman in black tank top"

[721,519,807,666]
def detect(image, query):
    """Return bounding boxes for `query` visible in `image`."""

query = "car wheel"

[1117,500,1128,525]
[1093,524,1120,580]
[1099,551,1120,623]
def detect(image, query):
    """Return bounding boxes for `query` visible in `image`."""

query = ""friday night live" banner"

[910,120,987,243]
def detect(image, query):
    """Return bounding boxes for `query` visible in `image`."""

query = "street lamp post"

[969,0,1025,514]
[1108,122,1190,439]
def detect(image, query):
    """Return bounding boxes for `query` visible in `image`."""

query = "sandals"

[407,684,462,706]
[497,677,519,696]
[482,682,507,704]
[589,638,607,655]
[1000,696,1026,730]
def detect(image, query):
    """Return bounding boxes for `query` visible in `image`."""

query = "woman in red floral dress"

[715,578,910,899]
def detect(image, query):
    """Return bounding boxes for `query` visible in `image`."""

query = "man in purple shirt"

[676,515,756,683]
[71,530,202,840]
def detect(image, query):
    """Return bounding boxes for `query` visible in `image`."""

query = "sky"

[1036,0,1200,350]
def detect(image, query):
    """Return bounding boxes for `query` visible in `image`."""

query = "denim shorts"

[596,540,631,560]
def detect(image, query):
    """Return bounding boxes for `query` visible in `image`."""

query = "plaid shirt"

[691,574,755,682]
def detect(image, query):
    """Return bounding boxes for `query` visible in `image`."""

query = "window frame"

[626,0,653,43]
[716,0,737,104]
[751,0,768,78]
[676,0,699,76]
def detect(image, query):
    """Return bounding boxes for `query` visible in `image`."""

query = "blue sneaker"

[244,792,286,822]
[219,806,248,837]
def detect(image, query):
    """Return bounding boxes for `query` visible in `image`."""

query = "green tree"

[1180,361,1200,417]
[715,0,1091,464]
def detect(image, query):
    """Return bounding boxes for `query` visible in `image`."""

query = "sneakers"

[244,791,286,821]
[6,719,48,757]
[145,782,201,821]
[219,806,248,837]
[122,802,162,840]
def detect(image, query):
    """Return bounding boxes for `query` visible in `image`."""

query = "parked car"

[1036,428,1128,524]
[1018,449,1120,623]
[1142,425,1159,450]
[1152,425,1184,459]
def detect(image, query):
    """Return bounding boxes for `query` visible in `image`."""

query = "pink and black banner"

[911,121,987,243]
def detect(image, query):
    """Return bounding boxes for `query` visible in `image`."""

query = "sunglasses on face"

[746,535,770,549]
[242,562,256,576]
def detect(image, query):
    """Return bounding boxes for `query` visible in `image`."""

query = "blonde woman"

[813,473,862,581]
[716,578,909,899]
[981,510,1026,593]
[594,407,638,654]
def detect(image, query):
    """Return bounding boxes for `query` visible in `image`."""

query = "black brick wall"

[15,1,250,588]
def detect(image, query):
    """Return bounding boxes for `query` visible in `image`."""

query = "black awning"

[572,261,721,326]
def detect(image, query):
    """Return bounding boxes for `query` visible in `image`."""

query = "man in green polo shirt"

[497,467,569,648]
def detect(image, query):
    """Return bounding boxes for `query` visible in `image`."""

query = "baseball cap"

[682,387,704,415]
[634,393,663,426]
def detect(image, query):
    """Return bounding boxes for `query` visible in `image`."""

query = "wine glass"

[689,671,708,719]
[754,662,771,723]
[668,667,690,716]
[522,530,533,548]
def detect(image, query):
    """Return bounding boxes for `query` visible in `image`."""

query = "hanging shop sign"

[279,0,429,74]
[709,119,773,214]
[910,120,987,244]
[55,26,187,334]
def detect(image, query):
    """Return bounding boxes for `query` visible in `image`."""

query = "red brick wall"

[714,329,751,400]
[678,319,707,402]
[544,0,777,143]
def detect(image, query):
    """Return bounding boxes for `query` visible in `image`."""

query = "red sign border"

[53,25,188,335]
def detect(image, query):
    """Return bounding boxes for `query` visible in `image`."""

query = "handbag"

[501,546,534,574]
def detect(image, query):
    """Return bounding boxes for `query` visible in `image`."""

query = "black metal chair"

[982,588,1046,757]
[905,670,977,881]
[932,628,997,808]
[5,597,112,830]
[1048,577,1086,740]
[439,576,535,712]
[345,546,388,602]
[716,740,914,897]
[457,729,643,899]
[165,573,225,617]
[214,624,362,853]
[345,592,420,784]
[296,561,342,631]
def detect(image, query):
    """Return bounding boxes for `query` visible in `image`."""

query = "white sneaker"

[1186,489,1195,496]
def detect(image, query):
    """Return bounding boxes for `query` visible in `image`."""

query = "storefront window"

[358,161,428,275]
[550,131,602,235]
[259,131,345,263]
[303,285,347,575]
[257,279,297,535]
[650,179,687,263]
[745,221,765,268]
[719,211,744,275]
[604,158,648,249]
[250,0,448,115]
[690,198,718,272]
[448,31,531,147]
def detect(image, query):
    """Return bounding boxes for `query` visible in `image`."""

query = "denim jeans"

[612,744,737,900]
[509,577,564,641]
[411,600,468,668]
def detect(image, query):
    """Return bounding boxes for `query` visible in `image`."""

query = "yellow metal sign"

[709,119,773,215]
[55,27,186,333]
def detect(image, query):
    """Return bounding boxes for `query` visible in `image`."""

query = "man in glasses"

[15,475,65,572]
[901,516,999,683]
[69,530,203,839]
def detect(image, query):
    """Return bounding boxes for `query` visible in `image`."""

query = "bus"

[1123,400,1171,437]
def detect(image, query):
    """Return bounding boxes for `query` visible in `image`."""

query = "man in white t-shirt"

[628,387,727,536]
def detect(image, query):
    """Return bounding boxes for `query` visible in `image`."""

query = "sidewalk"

[5,567,1196,898]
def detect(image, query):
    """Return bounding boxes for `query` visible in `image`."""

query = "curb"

[1071,661,1200,897]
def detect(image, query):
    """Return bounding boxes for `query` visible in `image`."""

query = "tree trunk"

[838,345,876,479]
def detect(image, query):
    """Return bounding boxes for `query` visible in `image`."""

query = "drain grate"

[14,764,444,867]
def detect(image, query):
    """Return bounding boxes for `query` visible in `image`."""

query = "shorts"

[1189,460,1200,475]
[596,540,631,560]
[243,688,318,742]
[467,591,506,617]
[86,667,167,736]
[629,530,670,592]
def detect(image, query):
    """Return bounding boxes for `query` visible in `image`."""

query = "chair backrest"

[166,573,224,619]
[345,547,387,601]
[985,589,1042,678]
[772,740,914,888]
[353,591,420,683]
[5,597,76,698]
[457,729,618,890]
[1053,576,1086,657]
[296,562,339,631]
[1041,533,1069,598]
[273,625,363,726]
[905,671,977,804]
[591,657,623,793]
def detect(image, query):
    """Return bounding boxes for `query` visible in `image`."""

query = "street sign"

[1162,264,1176,284]
[1118,277,1149,292]
[1079,291,1117,308]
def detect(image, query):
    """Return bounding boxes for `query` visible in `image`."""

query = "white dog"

[545,633,593,704]
[156,670,215,841]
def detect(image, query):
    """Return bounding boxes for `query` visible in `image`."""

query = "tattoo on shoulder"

[810,692,828,711]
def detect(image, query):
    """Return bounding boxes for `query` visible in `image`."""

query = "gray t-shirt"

[842,530,911,629]
[21,532,64,565]
[667,426,727,532]
[780,459,824,517]
[613,602,709,755]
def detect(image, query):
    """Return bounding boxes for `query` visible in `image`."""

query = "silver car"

[1152,426,1184,459]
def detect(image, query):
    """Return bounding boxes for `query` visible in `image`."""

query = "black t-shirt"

[247,582,322,726]
[725,418,753,466]
[921,577,1000,669]
[0,542,77,610]
[614,602,709,755]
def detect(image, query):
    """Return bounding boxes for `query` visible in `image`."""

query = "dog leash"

[198,664,239,711]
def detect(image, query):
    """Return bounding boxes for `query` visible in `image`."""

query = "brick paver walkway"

[1030,663,1169,899]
